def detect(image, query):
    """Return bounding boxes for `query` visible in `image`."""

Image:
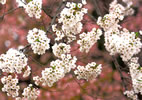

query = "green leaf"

[137,79,142,82]
[102,16,106,22]
[26,0,32,3]
[35,38,40,42]
[137,66,142,70]
[135,32,139,38]
[52,66,56,70]
[92,64,98,69]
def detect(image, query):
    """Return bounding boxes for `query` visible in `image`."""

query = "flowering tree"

[0,0,142,100]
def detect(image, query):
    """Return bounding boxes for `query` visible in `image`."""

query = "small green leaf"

[135,32,139,38]
[35,38,40,42]
[137,79,142,82]
[137,66,142,70]
[52,66,56,70]
[102,16,106,22]
[92,64,98,69]
[27,0,32,3]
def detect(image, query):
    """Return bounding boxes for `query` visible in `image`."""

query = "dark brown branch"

[19,44,31,52]
[42,8,53,19]
[92,0,103,17]
[112,56,128,90]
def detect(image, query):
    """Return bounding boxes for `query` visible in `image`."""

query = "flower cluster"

[52,43,71,58]
[27,28,50,55]
[16,0,42,19]
[97,0,142,62]
[22,84,39,100]
[97,0,134,30]
[0,0,6,5]
[1,75,20,98]
[0,48,28,73]
[77,28,102,53]
[61,54,77,73]
[124,90,138,100]
[33,54,77,87]
[34,63,65,87]
[97,0,134,31]
[25,0,42,19]
[16,84,40,100]
[105,28,142,61]
[52,1,87,42]
[97,14,119,31]
[74,62,102,81]
[128,57,142,95]
[110,0,134,19]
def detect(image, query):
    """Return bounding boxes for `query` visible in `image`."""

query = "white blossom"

[77,28,102,53]
[128,57,142,95]
[27,28,50,55]
[74,62,102,81]
[97,14,119,31]
[82,0,87,5]
[34,62,65,87]
[52,43,71,58]
[33,54,77,87]
[0,48,28,73]
[60,54,77,73]
[24,0,42,19]
[109,0,125,20]
[97,0,134,30]
[22,84,39,100]
[97,0,141,62]
[124,90,138,100]
[104,28,142,61]
[52,2,87,43]
[16,0,42,19]
[1,75,20,97]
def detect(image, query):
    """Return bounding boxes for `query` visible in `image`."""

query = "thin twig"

[46,1,66,32]
[19,44,31,52]
[71,74,97,100]
[0,7,22,20]
[87,13,97,22]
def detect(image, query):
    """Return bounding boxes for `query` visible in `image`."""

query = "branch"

[92,0,103,17]
[46,1,66,33]
[42,8,53,19]
[112,56,128,90]
[0,7,22,20]
[19,44,31,52]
